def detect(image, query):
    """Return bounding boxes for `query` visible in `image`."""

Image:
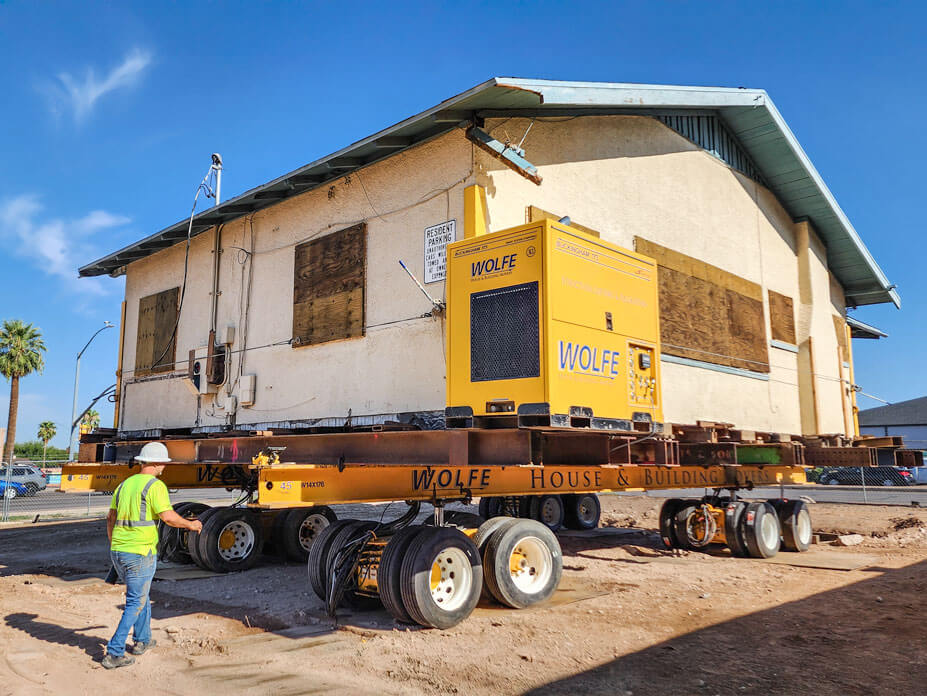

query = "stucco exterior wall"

[120,131,474,431]
[119,115,855,435]
[474,115,850,434]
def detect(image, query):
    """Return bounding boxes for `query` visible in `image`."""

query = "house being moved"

[80,78,898,438]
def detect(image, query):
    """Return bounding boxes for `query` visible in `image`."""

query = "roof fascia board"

[759,96,900,308]
[496,78,766,108]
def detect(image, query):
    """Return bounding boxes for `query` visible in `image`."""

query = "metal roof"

[859,396,927,427]
[79,77,899,308]
[846,315,888,339]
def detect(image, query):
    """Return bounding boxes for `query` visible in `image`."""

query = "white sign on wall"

[423,219,457,284]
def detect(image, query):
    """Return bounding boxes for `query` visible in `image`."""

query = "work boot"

[130,639,157,655]
[102,653,136,669]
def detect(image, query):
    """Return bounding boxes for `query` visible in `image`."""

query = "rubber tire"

[741,501,781,559]
[563,493,601,530]
[472,517,515,555]
[324,520,379,609]
[187,506,225,570]
[478,497,506,519]
[270,509,291,558]
[778,500,812,552]
[174,502,210,563]
[24,482,38,496]
[378,525,428,623]
[529,495,565,532]
[483,518,562,609]
[283,506,338,562]
[672,504,699,551]
[659,499,686,549]
[196,507,265,573]
[724,501,750,558]
[158,502,192,562]
[308,519,357,600]
[399,526,483,629]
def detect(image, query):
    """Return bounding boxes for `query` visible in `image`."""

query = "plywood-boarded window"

[635,238,769,373]
[134,287,179,376]
[768,290,797,344]
[833,315,849,363]
[293,223,366,347]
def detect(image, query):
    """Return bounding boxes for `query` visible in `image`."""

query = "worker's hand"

[187,519,203,533]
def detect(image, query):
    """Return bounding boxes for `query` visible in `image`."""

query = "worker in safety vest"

[102,441,203,669]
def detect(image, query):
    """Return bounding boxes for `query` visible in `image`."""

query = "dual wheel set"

[660,497,814,558]
[308,515,564,629]
[478,493,601,532]
[157,502,337,572]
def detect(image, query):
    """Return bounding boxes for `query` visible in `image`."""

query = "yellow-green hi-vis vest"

[109,474,171,556]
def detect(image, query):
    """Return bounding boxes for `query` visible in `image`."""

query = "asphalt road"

[1,487,241,519]
[617,484,927,505]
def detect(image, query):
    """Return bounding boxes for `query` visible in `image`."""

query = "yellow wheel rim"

[219,528,236,550]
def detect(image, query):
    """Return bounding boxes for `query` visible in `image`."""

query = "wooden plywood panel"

[636,237,769,373]
[768,290,796,345]
[294,224,366,304]
[635,238,762,300]
[527,205,600,238]
[833,314,848,363]
[293,287,364,346]
[293,224,367,347]
[152,287,179,373]
[134,287,179,375]
[134,294,158,375]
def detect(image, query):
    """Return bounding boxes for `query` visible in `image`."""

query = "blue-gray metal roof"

[79,78,899,308]
[847,315,888,339]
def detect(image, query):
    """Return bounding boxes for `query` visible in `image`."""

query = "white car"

[0,464,47,496]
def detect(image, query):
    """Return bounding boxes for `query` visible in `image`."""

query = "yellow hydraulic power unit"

[445,219,662,430]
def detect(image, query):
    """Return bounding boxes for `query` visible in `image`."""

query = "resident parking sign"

[423,220,456,283]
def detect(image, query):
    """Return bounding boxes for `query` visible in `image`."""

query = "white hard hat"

[136,442,171,463]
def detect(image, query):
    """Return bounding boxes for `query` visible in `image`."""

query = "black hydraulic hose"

[325,501,422,616]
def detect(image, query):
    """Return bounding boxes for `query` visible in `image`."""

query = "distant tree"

[14,440,68,461]
[37,421,57,468]
[0,320,46,465]
[81,409,101,431]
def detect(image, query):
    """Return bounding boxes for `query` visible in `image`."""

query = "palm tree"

[0,320,46,465]
[37,421,57,468]
[80,409,101,433]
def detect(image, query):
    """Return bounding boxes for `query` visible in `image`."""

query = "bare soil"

[1,495,926,695]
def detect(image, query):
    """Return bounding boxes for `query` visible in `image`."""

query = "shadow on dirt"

[4,613,107,659]
[524,558,927,696]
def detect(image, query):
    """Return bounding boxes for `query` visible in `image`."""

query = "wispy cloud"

[48,49,152,122]
[0,195,131,295]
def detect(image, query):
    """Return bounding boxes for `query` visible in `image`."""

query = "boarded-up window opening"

[833,315,849,364]
[634,238,769,373]
[768,290,797,345]
[292,223,366,347]
[134,287,180,376]
[527,206,600,238]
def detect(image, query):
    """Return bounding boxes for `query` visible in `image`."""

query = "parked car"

[0,464,47,496]
[0,480,28,498]
[902,467,927,485]
[818,466,914,487]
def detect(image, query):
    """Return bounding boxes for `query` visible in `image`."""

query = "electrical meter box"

[445,219,662,430]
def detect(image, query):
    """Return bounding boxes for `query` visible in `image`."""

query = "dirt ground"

[2,495,926,696]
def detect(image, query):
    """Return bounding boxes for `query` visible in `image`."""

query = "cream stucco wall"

[119,115,855,435]
[120,131,475,431]
[473,115,850,434]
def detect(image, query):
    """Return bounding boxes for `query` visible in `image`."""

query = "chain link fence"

[0,459,243,523]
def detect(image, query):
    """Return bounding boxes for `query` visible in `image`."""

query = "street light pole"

[68,321,114,461]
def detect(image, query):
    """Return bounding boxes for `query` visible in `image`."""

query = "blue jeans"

[106,550,157,657]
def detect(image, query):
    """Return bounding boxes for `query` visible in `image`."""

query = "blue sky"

[0,1,924,448]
